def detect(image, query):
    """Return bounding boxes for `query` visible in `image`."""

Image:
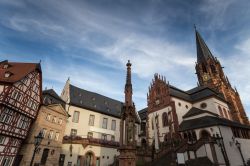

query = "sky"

[0,0,250,117]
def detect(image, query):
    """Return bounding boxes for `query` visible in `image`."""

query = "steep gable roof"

[138,107,147,120]
[69,84,123,118]
[183,107,218,119]
[0,60,41,83]
[179,116,250,132]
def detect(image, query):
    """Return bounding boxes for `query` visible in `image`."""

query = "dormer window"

[4,72,12,78]
[92,97,95,101]
[104,101,108,105]
[3,64,9,69]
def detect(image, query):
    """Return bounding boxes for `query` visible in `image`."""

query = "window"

[218,106,223,117]
[223,108,229,119]
[102,118,108,129]
[162,112,168,127]
[87,132,93,138]
[111,135,115,141]
[111,120,116,130]
[42,128,47,137]
[72,111,80,123]
[88,115,95,126]
[55,132,59,141]
[1,157,12,166]
[52,116,57,123]
[46,114,51,121]
[3,64,8,69]
[0,136,5,144]
[67,162,72,166]
[48,131,54,139]
[70,129,77,136]
[58,118,63,125]
[0,108,13,124]
[18,116,29,129]
[4,72,11,78]
[101,134,107,140]
[200,103,207,109]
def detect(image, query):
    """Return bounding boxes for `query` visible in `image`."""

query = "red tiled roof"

[0,60,41,83]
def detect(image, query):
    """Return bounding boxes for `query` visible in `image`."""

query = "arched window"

[218,106,223,117]
[162,112,168,127]
[223,108,229,119]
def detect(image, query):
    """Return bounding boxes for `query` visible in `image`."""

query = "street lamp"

[30,131,44,166]
[213,134,230,166]
[235,141,246,166]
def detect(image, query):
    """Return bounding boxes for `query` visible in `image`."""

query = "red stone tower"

[119,60,137,166]
[195,29,249,124]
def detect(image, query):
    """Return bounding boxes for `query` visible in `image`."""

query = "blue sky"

[1,0,250,117]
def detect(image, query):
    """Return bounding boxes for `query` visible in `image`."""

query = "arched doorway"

[85,152,94,166]
[200,130,210,139]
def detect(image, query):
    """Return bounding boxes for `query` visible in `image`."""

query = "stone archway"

[84,151,95,166]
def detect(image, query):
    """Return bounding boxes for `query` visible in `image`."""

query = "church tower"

[119,60,137,166]
[195,28,249,125]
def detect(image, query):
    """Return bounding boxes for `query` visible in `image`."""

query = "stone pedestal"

[119,146,136,166]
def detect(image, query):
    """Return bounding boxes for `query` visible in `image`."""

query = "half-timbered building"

[0,60,42,166]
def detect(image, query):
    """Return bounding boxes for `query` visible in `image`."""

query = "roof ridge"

[69,84,123,103]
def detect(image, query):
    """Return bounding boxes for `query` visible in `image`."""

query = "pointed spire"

[125,60,133,106]
[195,28,215,64]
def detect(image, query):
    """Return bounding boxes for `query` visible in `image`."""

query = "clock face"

[202,73,210,81]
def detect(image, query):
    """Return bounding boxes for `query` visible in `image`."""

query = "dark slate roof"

[138,107,147,120]
[69,84,123,118]
[195,30,215,64]
[43,89,66,108]
[43,89,64,102]
[183,107,218,119]
[169,85,225,103]
[179,116,250,132]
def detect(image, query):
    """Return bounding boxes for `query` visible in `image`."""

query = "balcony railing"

[63,135,120,148]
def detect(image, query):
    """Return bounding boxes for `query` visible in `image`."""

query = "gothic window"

[111,120,116,130]
[72,111,80,123]
[223,108,229,119]
[210,65,216,73]
[218,106,223,117]
[88,115,95,126]
[1,157,12,166]
[162,112,168,127]
[102,118,108,129]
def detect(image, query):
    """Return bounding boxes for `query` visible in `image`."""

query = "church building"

[139,29,250,166]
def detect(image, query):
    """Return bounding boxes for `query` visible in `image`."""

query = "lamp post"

[235,141,246,166]
[30,131,44,166]
[214,134,230,166]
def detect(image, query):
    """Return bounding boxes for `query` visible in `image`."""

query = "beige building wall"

[62,104,139,165]
[19,104,68,166]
